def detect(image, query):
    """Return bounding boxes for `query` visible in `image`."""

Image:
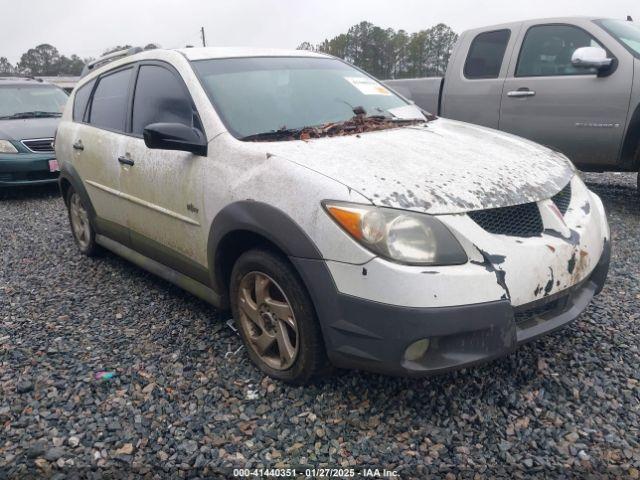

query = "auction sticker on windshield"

[344,76,392,96]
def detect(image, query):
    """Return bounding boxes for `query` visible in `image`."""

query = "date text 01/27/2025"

[232,467,400,478]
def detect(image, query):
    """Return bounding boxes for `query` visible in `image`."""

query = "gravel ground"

[1,173,639,479]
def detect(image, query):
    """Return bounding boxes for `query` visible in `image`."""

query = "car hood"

[250,118,574,215]
[0,117,59,141]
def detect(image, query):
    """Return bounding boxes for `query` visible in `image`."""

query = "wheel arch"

[58,165,96,219]
[207,201,323,300]
[620,101,640,171]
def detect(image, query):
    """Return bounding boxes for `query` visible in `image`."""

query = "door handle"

[72,140,84,151]
[507,89,536,98]
[118,156,135,166]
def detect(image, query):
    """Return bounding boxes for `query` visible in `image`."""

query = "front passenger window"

[516,25,603,77]
[131,65,193,136]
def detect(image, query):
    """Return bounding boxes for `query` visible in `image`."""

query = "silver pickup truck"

[386,17,640,186]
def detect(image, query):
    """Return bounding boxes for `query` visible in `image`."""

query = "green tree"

[317,33,349,59]
[296,42,315,51]
[57,54,86,75]
[311,21,458,79]
[424,23,458,76]
[17,44,61,75]
[0,57,14,74]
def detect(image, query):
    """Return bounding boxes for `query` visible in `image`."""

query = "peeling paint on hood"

[243,118,574,215]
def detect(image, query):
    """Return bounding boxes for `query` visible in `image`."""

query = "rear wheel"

[229,249,329,384]
[66,187,99,256]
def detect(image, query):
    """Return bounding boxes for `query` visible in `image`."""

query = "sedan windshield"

[0,85,68,119]
[598,19,640,57]
[191,56,425,140]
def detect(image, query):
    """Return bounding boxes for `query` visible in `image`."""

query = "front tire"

[229,248,329,384]
[66,187,99,256]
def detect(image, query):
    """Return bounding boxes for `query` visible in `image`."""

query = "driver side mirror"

[571,46,613,73]
[143,123,207,156]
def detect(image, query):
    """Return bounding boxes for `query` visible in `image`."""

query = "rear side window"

[72,80,95,122]
[88,68,133,131]
[516,25,602,77]
[464,29,511,79]
[131,65,193,136]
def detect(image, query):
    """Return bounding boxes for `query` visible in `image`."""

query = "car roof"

[76,46,335,87]
[0,77,57,87]
[463,16,614,33]
[174,47,331,61]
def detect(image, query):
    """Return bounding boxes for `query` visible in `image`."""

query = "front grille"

[551,182,572,215]
[514,289,574,328]
[21,138,54,153]
[26,171,58,181]
[0,171,57,182]
[468,202,543,237]
[514,297,564,324]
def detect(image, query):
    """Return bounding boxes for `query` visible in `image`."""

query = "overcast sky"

[1,0,637,64]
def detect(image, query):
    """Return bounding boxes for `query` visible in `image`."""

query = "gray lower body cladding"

[292,240,611,377]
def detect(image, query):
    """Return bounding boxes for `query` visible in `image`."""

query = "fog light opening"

[404,338,431,362]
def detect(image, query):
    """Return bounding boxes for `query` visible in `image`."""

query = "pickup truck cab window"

[516,25,602,77]
[131,65,194,135]
[463,29,511,79]
[88,67,133,132]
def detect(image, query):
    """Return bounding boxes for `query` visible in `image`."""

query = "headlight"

[324,201,468,266]
[0,140,18,154]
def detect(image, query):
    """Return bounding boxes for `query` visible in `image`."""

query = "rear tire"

[229,248,329,384]
[65,186,99,257]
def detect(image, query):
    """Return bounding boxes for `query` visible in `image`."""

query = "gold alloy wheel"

[237,271,299,370]
[69,193,91,250]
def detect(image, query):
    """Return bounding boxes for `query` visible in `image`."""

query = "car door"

[119,62,209,284]
[71,66,135,245]
[441,27,516,129]
[500,22,633,168]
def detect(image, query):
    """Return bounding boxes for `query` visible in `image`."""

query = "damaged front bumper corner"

[291,240,610,377]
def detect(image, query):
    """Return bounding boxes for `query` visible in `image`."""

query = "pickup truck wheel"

[66,187,99,256]
[230,249,329,384]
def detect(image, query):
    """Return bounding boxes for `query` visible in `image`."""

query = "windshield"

[0,85,68,118]
[598,19,640,57]
[191,56,423,139]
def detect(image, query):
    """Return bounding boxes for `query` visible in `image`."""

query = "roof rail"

[80,47,143,77]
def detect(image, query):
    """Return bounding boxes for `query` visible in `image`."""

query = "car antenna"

[628,15,633,21]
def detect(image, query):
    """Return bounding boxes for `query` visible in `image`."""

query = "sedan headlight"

[324,201,467,266]
[0,140,18,154]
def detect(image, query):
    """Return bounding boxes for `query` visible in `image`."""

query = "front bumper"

[292,239,610,376]
[0,153,59,187]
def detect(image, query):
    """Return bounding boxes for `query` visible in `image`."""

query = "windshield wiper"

[240,110,426,142]
[240,127,304,141]
[0,111,62,120]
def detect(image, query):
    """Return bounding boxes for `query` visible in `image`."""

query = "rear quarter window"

[72,80,95,122]
[88,67,133,132]
[464,29,511,79]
